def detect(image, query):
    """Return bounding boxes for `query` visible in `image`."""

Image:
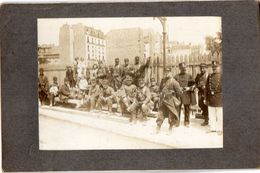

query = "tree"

[205,32,222,57]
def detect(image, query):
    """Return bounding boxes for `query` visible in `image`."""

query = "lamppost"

[154,17,167,73]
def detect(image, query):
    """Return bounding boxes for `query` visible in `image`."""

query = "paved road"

[39,106,223,150]
[39,115,171,150]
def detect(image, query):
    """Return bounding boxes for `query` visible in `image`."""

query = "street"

[39,106,223,150]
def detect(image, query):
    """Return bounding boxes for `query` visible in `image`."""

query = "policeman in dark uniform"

[174,62,196,127]
[156,67,182,133]
[195,63,209,126]
[38,68,49,105]
[205,61,223,135]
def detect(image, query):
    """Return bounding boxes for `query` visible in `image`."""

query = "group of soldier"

[39,56,222,135]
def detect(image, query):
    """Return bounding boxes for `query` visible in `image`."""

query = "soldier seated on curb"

[96,79,116,113]
[118,75,137,117]
[149,77,160,111]
[49,76,59,106]
[59,78,73,104]
[80,78,100,111]
[127,78,153,125]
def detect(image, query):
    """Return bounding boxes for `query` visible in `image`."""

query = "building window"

[87,37,89,43]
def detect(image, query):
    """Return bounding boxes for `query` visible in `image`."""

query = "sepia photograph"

[38,17,223,150]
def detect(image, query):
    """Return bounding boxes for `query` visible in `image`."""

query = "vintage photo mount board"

[1,1,260,171]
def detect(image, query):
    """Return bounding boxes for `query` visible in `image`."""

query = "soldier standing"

[195,63,209,126]
[156,67,182,134]
[112,58,123,91]
[132,56,150,85]
[66,66,75,88]
[96,79,116,113]
[122,58,134,82]
[205,61,223,135]
[38,68,49,105]
[174,62,196,127]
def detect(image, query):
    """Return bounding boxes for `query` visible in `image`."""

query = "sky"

[38,17,221,46]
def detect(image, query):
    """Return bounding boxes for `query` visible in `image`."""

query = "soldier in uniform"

[195,63,209,126]
[96,79,116,113]
[149,77,160,111]
[122,58,134,82]
[156,67,182,133]
[132,56,150,85]
[96,61,107,84]
[49,76,59,106]
[127,78,153,124]
[59,78,72,103]
[84,78,100,111]
[205,61,223,135]
[38,68,49,105]
[118,76,137,116]
[111,58,123,91]
[66,66,75,88]
[174,62,196,127]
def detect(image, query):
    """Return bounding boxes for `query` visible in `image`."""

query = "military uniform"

[49,77,59,106]
[156,68,183,132]
[174,62,196,126]
[96,80,116,112]
[112,63,123,91]
[149,78,160,111]
[195,63,209,125]
[118,76,137,116]
[66,66,75,88]
[38,68,49,105]
[59,78,71,103]
[127,79,153,123]
[205,61,223,134]
[83,79,100,110]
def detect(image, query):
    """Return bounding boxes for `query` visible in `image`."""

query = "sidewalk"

[39,105,223,149]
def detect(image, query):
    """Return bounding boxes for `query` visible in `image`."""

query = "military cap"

[115,57,119,60]
[39,68,44,72]
[102,79,109,84]
[135,56,140,60]
[138,78,145,82]
[64,77,69,82]
[90,78,97,81]
[124,58,129,61]
[151,78,156,82]
[199,63,207,67]
[125,75,133,81]
[212,61,220,67]
[53,76,58,81]
[164,67,171,72]
[179,62,187,68]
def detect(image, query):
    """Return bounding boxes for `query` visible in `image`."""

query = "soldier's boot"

[184,121,190,127]
[201,121,209,126]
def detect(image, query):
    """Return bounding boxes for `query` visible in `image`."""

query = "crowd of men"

[39,56,223,135]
